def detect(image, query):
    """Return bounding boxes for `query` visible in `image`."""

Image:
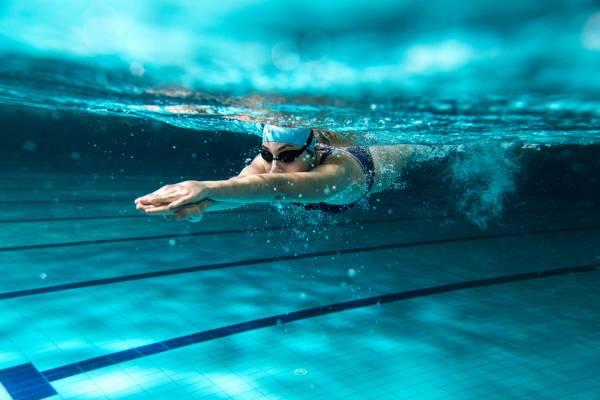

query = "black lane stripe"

[0,202,597,225]
[1,199,598,251]
[0,214,445,252]
[0,208,266,224]
[0,200,411,223]
[0,189,419,206]
[1,225,599,301]
[0,199,136,204]
[0,198,261,205]
[0,198,263,205]
[0,226,277,252]
[0,184,215,191]
[0,214,150,223]
[33,261,600,383]
[0,177,212,185]
[0,187,150,191]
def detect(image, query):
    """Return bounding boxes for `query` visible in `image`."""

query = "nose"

[269,160,283,173]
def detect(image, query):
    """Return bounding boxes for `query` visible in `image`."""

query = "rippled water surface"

[1,0,599,145]
[1,55,599,146]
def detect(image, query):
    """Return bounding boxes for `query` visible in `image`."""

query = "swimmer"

[135,124,426,221]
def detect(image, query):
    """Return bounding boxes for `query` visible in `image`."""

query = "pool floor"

[0,173,599,399]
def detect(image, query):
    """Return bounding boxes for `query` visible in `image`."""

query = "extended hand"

[134,180,210,214]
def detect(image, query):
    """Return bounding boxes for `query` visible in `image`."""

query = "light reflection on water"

[0,0,598,144]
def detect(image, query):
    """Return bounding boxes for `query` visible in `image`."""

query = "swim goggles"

[260,130,314,163]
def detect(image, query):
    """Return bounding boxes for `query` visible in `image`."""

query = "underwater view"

[0,0,599,399]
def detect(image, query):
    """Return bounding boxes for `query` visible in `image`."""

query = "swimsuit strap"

[319,144,375,194]
[341,146,376,194]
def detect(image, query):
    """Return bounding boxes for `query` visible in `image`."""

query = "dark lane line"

[0,199,137,204]
[0,177,210,187]
[1,261,598,400]
[0,190,411,205]
[0,187,150,191]
[0,192,424,221]
[1,200,599,251]
[0,208,266,224]
[0,214,444,252]
[0,225,277,252]
[1,225,599,301]
[0,202,597,225]
[0,187,435,207]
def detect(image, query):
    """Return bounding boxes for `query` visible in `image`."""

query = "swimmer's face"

[261,142,317,173]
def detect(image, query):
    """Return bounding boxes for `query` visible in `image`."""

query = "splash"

[450,143,519,227]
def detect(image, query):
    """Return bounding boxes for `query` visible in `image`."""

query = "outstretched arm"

[203,163,357,204]
[197,154,266,212]
[136,154,266,216]
[140,161,363,215]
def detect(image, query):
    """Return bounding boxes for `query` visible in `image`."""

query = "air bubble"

[294,368,308,376]
[22,141,37,152]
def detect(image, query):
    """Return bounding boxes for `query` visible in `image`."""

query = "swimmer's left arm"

[139,162,364,214]
[201,163,360,204]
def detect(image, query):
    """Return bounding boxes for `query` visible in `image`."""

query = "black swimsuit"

[297,145,376,213]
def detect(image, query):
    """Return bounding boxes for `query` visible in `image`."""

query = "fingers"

[142,192,182,206]
[136,186,171,201]
[142,204,174,215]
[136,201,169,213]
[134,182,207,223]
[135,184,180,205]
[139,201,208,222]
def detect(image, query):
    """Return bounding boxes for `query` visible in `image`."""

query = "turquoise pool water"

[1,1,600,399]
[0,168,599,400]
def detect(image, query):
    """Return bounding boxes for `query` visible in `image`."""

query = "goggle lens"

[260,130,314,164]
[261,148,304,163]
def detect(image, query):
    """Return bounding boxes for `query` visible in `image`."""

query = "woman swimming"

[135,124,419,221]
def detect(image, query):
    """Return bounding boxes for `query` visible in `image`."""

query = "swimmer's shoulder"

[315,144,361,171]
[313,129,357,147]
[238,154,268,176]
[315,144,343,165]
[314,129,363,166]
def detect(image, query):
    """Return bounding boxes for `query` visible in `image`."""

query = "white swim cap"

[262,124,314,150]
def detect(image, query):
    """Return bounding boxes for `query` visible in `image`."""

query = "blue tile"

[108,349,143,364]
[0,363,57,400]
[43,364,82,382]
[183,331,215,344]
[77,356,114,372]
[162,337,190,349]
[137,342,168,356]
